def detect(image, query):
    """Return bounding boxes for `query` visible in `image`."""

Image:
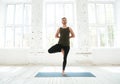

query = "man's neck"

[63,24,67,28]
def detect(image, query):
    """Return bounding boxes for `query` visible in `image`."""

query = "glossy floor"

[0,65,120,84]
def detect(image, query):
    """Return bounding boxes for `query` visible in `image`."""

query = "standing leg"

[61,49,64,55]
[61,48,64,75]
[62,46,70,75]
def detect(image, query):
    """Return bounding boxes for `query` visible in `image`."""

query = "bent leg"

[48,44,61,53]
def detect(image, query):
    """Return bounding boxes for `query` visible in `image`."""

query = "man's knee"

[48,49,52,53]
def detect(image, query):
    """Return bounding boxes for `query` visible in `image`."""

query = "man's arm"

[55,28,60,38]
[69,27,75,38]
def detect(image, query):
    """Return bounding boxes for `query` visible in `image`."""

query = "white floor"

[0,65,120,84]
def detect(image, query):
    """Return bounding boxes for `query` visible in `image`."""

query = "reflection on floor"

[0,65,120,84]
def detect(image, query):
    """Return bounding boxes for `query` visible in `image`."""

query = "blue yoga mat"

[35,72,96,77]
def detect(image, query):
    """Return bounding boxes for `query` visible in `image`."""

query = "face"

[62,18,67,25]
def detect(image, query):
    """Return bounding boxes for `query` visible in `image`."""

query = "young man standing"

[48,17,75,75]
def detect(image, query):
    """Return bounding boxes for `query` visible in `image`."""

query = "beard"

[62,22,67,25]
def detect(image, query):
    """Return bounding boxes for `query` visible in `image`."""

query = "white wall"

[0,0,5,28]
[91,48,120,65]
[31,0,43,49]
[0,48,120,65]
[114,0,120,47]
[76,0,90,50]
[0,0,6,48]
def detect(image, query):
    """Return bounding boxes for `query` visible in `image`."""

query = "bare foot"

[62,70,65,75]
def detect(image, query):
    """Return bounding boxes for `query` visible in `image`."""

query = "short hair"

[62,17,67,20]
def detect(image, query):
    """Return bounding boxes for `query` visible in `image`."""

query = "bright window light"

[4,4,31,48]
[88,1,115,47]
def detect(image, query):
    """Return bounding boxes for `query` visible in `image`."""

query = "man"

[48,17,75,75]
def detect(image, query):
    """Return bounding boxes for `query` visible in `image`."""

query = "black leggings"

[48,44,70,71]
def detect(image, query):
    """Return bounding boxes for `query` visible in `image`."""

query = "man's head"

[62,17,67,25]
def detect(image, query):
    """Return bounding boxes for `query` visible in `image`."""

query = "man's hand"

[69,27,75,38]
[55,28,60,38]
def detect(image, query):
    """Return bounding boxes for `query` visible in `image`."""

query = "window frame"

[4,3,31,48]
[88,0,116,48]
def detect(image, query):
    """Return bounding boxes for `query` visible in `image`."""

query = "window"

[88,0,115,47]
[43,2,77,49]
[4,4,31,48]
